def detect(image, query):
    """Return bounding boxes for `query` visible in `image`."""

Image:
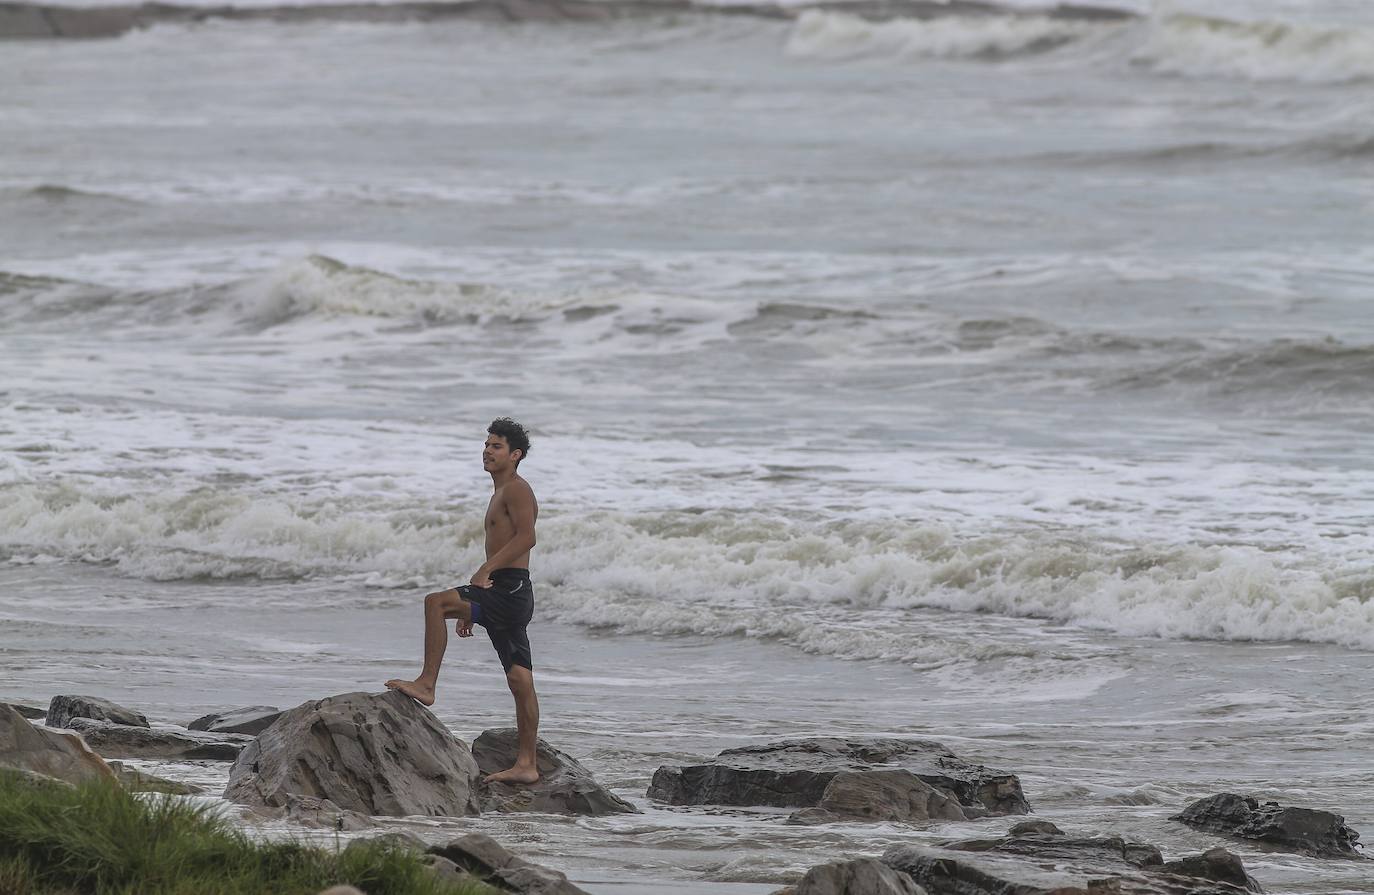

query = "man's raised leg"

[485,665,541,784]
[386,589,471,707]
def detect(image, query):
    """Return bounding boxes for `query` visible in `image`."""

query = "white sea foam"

[785,10,1110,61]
[1136,11,1374,82]
[4,480,1372,655]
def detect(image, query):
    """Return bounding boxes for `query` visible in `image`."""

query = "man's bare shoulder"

[500,476,537,502]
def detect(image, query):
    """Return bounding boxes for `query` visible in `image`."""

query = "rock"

[107,760,202,795]
[420,855,484,888]
[472,728,638,816]
[0,703,117,785]
[225,690,481,817]
[67,718,252,761]
[648,738,1028,818]
[1173,793,1363,858]
[316,888,365,895]
[186,705,283,736]
[47,695,149,729]
[1008,820,1063,836]
[1162,848,1263,892]
[792,858,927,895]
[789,770,968,824]
[882,832,1261,895]
[428,832,590,895]
[2,703,46,721]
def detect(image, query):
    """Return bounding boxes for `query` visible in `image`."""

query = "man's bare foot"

[484,765,540,785]
[384,678,435,706]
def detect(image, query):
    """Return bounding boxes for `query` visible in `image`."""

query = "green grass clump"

[0,770,491,895]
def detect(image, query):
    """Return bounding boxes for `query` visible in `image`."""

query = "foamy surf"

[4,480,1373,654]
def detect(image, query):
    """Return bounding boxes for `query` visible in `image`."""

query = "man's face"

[482,434,518,471]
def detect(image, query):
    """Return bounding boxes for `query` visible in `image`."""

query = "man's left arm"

[472,481,537,585]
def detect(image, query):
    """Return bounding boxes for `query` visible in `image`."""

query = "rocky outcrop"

[0,703,116,785]
[472,728,638,816]
[225,690,481,817]
[881,826,1262,895]
[67,718,251,760]
[428,832,590,895]
[187,705,283,736]
[648,738,1028,818]
[783,858,928,895]
[1173,793,1363,858]
[47,695,148,729]
[789,770,968,824]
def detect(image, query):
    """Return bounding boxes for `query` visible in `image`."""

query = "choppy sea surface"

[2,0,1372,890]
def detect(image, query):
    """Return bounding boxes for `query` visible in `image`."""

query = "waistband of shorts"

[490,568,530,581]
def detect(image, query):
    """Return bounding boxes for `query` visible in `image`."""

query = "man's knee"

[424,589,467,616]
[505,665,534,693]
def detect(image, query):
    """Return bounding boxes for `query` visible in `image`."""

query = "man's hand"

[455,619,473,638]
[470,568,493,589]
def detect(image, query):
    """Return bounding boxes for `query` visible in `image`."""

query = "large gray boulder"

[67,718,252,761]
[47,695,148,729]
[225,690,481,817]
[648,738,1028,818]
[187,705,283,736]
[0,703,116,785]
[789,770,968,824]
[882,826,1261,895]
[472,728,638,816]
[786,858,927,895]
[1173,793,1363,858]
[428,832,589,895]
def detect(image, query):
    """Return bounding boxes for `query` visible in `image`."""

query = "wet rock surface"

[473,728,638,816]
[0,703,116,785]
[47,695,149,729]
[781,858,928,895]
[225,690,481,817]
[1173,793,1363,858]
[187,705,283,736]
[881,826,1262,895]
[244,794,374,831]
[788,769,969,824]
[67,718,251,760]
[648,737,1029,818]
[428,832,590,895]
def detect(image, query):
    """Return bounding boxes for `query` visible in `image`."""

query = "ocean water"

[2,0,1372,890]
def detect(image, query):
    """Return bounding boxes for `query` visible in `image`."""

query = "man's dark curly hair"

[487,417,531,465]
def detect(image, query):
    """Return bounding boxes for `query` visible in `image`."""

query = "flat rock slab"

[473,728,638,816]
[882,828,1261,895]
[429,832,590,895]
[67,718,252,760]
[187,705,283,736]
[0,703,116,785]
[648,737,1028,817]
[1174,793,1364,858]
[225,690,481,817]
[47,695,149,729]
[243,794,374,831]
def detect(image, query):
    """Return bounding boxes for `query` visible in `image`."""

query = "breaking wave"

[785,10,1110,61]
[1137,12,1374,84]
[3,482,1372,658]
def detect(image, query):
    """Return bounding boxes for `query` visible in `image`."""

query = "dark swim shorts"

[457,568,534,672]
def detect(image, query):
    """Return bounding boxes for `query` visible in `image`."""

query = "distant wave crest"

[785,9,1110,61]
[1137,12,1374,84]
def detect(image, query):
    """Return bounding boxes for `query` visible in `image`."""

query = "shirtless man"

[387,418,541,784]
